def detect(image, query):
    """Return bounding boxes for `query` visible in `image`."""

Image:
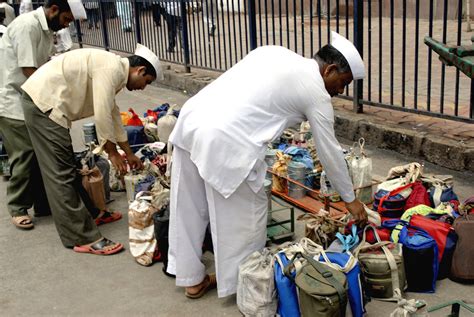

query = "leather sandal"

[73,238,124,255]
[185,274,217,299]
[12,215,34,229]
[95,210,122,226]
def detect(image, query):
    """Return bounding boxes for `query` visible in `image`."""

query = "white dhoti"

[167,146,268,298]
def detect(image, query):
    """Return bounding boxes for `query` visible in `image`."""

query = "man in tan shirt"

[21,44,163,255]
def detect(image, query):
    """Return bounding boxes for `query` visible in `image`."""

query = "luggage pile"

[237,154,474,316]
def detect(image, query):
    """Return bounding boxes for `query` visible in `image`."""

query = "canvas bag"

[284,252,348,317]
[129,191,159,266]
[346,138,373,204]
[237,248,277,317]
[353,226,406,301]
[316,251,366,317]
[80,165,107,211]
[398,226,438,293]
[450,208,474,282]
[157,104,178,143]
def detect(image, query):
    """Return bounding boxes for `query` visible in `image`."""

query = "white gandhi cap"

[330,31,365,80]
[134,43,164,80]
[67,0,87,20]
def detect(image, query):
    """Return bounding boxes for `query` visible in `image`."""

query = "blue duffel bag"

[399,226,439,293]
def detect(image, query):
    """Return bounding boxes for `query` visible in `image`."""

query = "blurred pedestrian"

[0,0,15,25]
[83,0,99,29]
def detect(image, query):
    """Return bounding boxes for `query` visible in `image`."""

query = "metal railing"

[10,0,474,122]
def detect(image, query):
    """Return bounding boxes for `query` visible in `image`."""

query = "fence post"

[75,20,83,48]
[99,0,110,51]
[180,0,191,73]
[353,0,364,113]
[133,0,142,43]
[248,0,257,50]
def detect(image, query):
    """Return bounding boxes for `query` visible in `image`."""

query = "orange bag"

[120,112,131,125]
[126,108,143,126]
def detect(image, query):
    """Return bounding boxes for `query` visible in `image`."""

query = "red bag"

[405,181,430,211]
[146,109,158,123]
[126,108,143,126]
[410,214,450,261]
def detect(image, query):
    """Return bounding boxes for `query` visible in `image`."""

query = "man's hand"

[109,151,128,175]
[127,153,143,171]
[345,198,368,226]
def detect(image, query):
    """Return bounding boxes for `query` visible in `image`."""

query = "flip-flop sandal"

[185,274,217,299]
[95,210,122,226]
[73,238,124,255]
[12,215,34,229]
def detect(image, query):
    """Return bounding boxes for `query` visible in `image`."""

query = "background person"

[0,0,85,230]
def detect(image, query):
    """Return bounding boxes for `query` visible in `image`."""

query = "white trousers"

[167,146,268,298]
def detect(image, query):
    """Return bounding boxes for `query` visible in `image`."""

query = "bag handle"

[377,182,415,213]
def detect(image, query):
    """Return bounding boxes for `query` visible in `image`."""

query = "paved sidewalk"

[1,85,473,316]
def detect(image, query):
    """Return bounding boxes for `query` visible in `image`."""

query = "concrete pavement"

[0,85,473,316]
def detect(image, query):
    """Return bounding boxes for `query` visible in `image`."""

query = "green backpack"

[285,252,348,317]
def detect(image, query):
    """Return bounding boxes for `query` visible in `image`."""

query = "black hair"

[127,55,157,78]
[0,8,5,26]
[314,44,351,74]
[44,0,72,13]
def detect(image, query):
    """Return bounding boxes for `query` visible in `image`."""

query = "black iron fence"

[10,0,474,122]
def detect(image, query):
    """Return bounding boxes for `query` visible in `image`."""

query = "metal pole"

[75,20,83,48]
[353,0,364,113]
[133,0,142,43]
[467,0,472,32]
[248,0,258,50]
[180,0,191,73]
[98,0,110,51]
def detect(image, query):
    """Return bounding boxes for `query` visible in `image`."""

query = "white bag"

[129,191,158,266]
[157,104,179,143]
[237,248,277,317]
[346,138,373,204]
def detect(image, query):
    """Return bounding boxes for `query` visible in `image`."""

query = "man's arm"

[307,104,368,225]
[21,67,36,78]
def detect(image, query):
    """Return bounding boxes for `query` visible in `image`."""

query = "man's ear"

[137,66,147,76]
[323,64,338,77]
[49,4,60,17]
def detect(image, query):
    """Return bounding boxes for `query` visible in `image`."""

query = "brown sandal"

[12,215,34,229]
[185,273,217,299]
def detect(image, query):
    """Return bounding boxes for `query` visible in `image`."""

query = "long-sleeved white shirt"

[170,45,355,202]
[21,48,128,145]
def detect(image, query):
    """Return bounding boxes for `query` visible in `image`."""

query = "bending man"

[167,31,368,298]
[21,44,163,255]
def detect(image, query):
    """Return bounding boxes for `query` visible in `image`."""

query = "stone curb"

[156,67,474,173]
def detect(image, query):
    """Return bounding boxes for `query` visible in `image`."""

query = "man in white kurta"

[168,32,368,298]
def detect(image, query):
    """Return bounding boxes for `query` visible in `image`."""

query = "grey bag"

[237,248,277,317]
[354,226,406,301]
